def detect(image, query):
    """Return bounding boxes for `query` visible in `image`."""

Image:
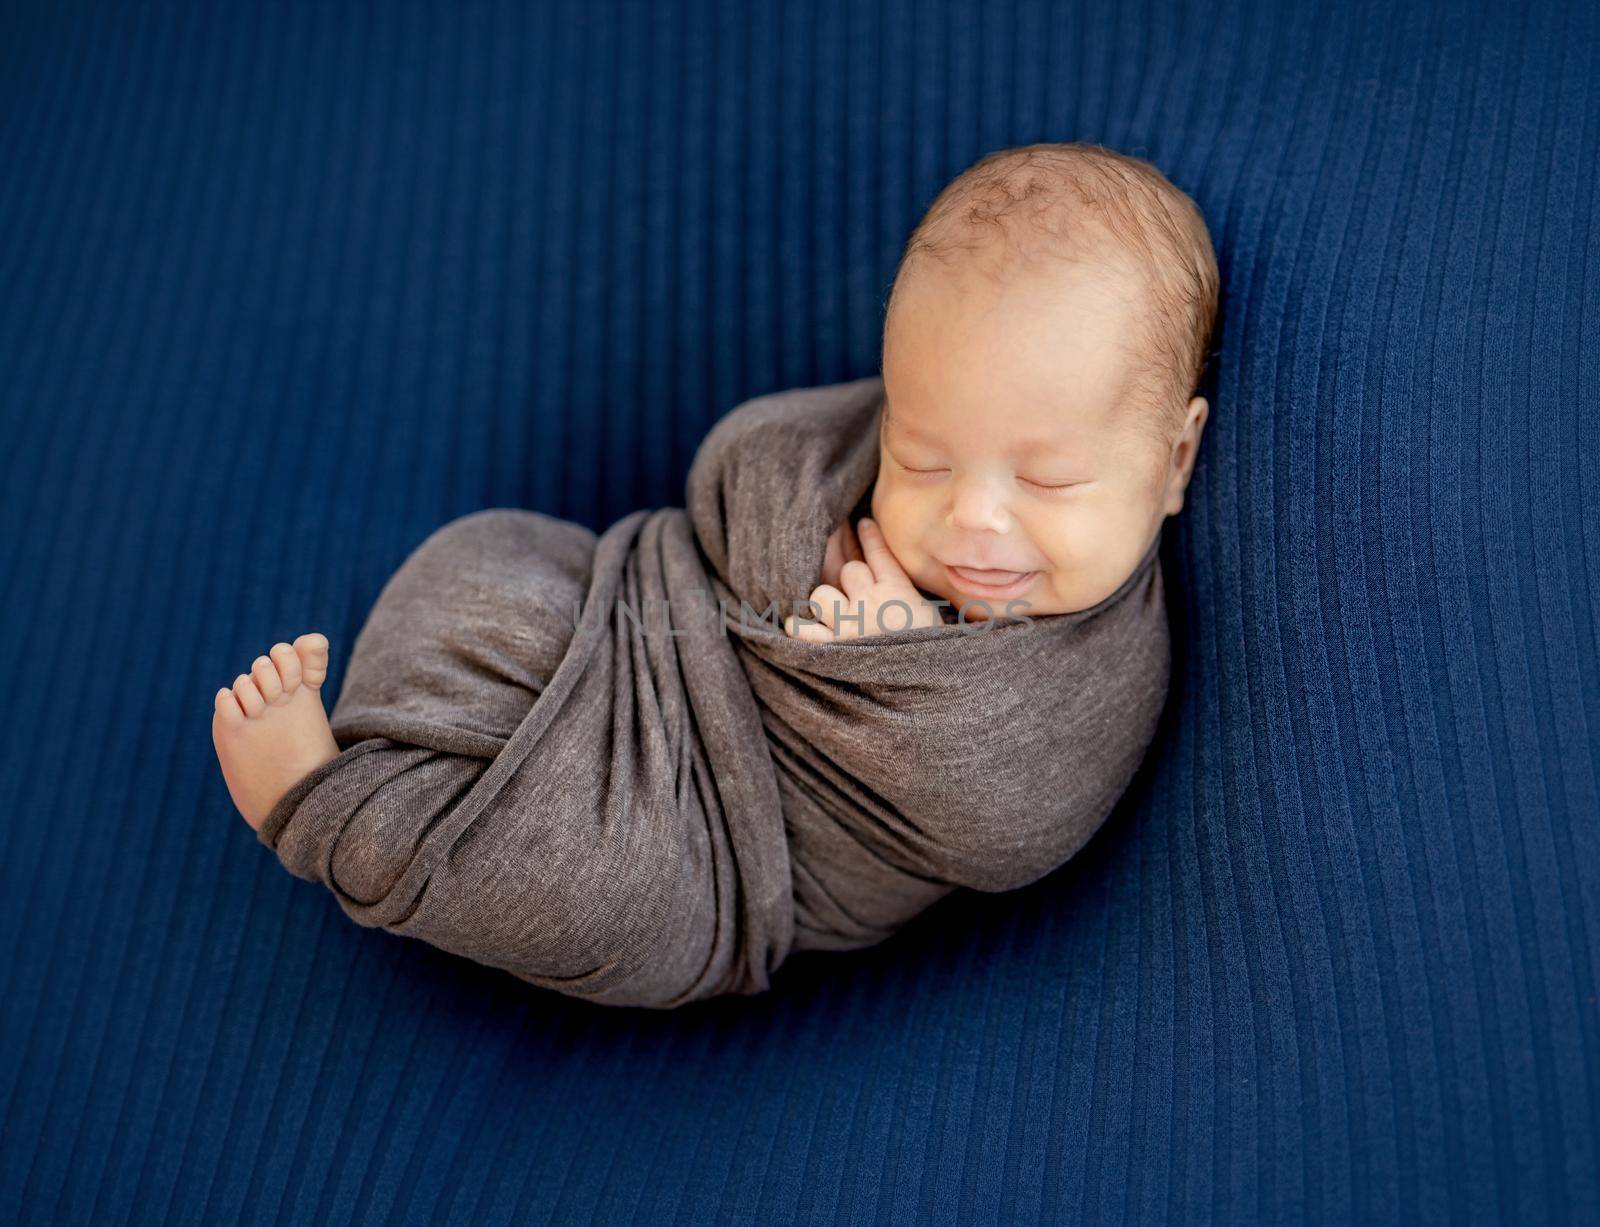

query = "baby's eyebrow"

[1004,432,1076,458]
[882,411,929,440]
[886,412,1076,460]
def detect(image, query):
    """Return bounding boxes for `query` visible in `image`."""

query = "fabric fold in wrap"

[259,374,1171,1008]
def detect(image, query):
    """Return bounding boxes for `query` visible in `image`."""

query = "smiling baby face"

[870,142,1216,619]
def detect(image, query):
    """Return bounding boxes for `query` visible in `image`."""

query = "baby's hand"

[785,517,945,641]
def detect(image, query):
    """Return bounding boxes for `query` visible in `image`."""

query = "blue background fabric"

[1,0,1597,1221]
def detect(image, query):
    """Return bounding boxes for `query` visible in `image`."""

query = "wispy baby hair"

[885,141,1220,443]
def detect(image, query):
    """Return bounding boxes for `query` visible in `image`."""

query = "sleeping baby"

[211,141,1218,1008]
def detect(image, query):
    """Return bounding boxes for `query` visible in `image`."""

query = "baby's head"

[872,142,1218,618]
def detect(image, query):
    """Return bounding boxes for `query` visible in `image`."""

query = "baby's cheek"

[1031,518,1084,571]
[871,482,924,533]
[875,512,932,582]
[1033,500,1121,569]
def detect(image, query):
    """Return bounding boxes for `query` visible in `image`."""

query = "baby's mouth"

[943,564,1038,596]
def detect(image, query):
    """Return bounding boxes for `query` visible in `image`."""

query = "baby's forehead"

[880,369,1131,450]
[899,229,1154,328]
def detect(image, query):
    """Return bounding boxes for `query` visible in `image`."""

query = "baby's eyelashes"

[1020,477,1091,492]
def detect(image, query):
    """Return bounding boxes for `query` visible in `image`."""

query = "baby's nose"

[945,479,1012,533]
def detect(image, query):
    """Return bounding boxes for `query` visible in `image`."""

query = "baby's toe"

[250,654,284,704]
[269,641,302,692]
[293,632,330,688]
[231,673,266,717]
[213,686,245,725]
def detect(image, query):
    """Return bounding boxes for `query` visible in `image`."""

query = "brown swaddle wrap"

[258,374,1171,1009]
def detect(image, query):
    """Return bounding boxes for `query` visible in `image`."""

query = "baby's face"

[873,259,1203,618]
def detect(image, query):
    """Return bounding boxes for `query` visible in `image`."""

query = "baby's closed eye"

[1020,476,1093,492]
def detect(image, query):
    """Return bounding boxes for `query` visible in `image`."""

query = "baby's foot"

[212,633,341,831]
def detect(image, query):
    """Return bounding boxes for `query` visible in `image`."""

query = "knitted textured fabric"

[257,374,1171,1008]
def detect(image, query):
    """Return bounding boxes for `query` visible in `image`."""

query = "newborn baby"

[787,152,1213,644]
[211,141,1217,1007]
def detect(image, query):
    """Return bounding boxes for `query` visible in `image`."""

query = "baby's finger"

[784,617,836,643]
[811,583,854,630]
[785,584,847,637]
[855,517,909,584]
[838,558,876,602]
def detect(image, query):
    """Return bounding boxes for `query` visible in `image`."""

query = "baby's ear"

[1161,397,1210,516]
[1177,397,1209,475]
